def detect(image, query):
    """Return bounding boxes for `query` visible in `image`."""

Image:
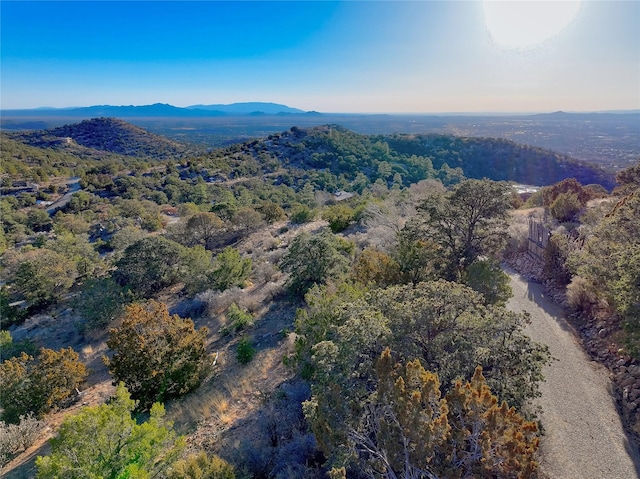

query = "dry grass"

[167,217,300,443]
[169,381,235,433]
[167,340,295,443]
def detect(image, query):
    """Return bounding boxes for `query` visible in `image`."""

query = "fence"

[528,218,550,260]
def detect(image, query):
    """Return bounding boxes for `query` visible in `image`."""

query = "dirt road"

[506,268,640,478]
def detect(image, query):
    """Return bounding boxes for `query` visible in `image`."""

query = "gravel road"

[506,268,640,478]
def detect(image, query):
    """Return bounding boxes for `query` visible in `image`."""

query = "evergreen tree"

[114,236,187,297]
[0,348,87,423]
[36,384,184,479]
[12,249,77,307]
[105,301,210,409]
[416,179,511,279]
[185,212,224,248]
[346,350,540,478]
[209,247,252,292]
[281,230,351,296]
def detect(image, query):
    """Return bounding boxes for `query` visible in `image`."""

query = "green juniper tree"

[105,301,210,410]
[36,384,185,479]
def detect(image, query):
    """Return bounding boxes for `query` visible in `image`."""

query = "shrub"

[184,212,224,248]
[505,216,531,255]
[74,277,129,330]
[463,259,512,306]
[114,236,187,297]
[271,433,321,478]
[310,349,540,478]
[108,225,147,252]
[542,178,590,207]
[181,245,215,295]
[566,276,607,320]
[168,451,235,479]
[522,190,544,208]
[231,206,265,234]
[0,348,88,423]
[11,249,77,308]
[0,330,11,355]
[550,192,582,221]
[280,230,351,296]
[236,337,256,365]
[252,260,281,284]
[197,287,245,316]
[227,380,319,479]
[260,201,286,224]
[210,247,252,292]
[227,303,254,331]
[0,286,26,328]
[0,330,36,362]
[569,191,640,357]
[351,248,400,287]
[322,204,355,233]
[289,204,314,224]
[544,233,581,286]
[35,384,185,479]
[105,301,210,410]
[0,414,43,467]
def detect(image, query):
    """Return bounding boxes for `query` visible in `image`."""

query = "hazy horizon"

[3,102,639,117]
[2,1,638,113]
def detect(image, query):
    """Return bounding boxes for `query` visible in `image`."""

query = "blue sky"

[1,1,638,113]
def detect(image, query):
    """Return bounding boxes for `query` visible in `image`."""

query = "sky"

[1,0,639,113]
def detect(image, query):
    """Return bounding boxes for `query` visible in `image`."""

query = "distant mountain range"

[2,105,637,170]
[1,102,312,117]
[4,103,638,118]
[530,110,640,119]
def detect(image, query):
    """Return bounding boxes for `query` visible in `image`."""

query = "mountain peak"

[186,102,306,115]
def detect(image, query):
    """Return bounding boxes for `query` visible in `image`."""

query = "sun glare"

[482,0,582,50]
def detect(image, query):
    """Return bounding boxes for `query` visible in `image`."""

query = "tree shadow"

[1,439,49,479]
[504,265,576,336]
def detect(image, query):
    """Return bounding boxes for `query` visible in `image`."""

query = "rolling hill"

[239,124,616,189]
[6,117,192,160]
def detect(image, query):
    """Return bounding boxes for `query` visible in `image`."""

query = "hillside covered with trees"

[0,118,636,478]
[5,117,196,162]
